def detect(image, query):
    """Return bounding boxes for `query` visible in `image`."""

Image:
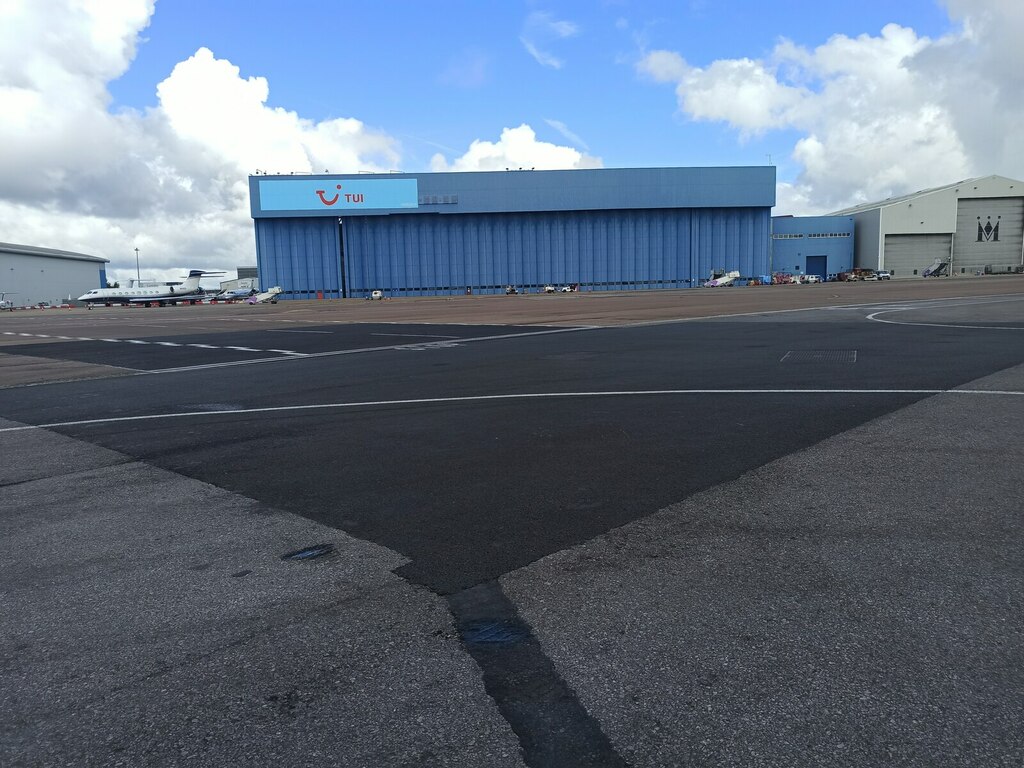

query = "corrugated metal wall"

[341,208,769,297]
[953,197,1024,273]
[255,217,341,299]
[883,234,952,276]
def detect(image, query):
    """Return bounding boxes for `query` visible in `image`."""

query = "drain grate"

[280,543,335,561]
[780,349,858,363]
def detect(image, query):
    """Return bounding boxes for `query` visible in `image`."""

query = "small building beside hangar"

[247,166,775,299]
[770,216,854,280]
[829,175,1024,277]
[0,242,109,306]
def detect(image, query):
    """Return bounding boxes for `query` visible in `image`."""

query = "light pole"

[134,248,140,283]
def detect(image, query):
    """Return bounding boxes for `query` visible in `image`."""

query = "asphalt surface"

[1,284,1022,767]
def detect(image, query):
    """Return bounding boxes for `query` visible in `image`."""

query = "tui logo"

[977,215,1000,242]
[315,184,365,206]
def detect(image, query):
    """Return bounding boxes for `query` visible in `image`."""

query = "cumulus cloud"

[0,0,401,284]
[429,124,602,172]
[638,1,1023,213]
[521,11,579,69]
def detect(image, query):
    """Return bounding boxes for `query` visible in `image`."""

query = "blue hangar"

[248,166,775,299]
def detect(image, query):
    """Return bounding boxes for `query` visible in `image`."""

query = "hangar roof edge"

[249,165,776,219]
[0,242,109,263]
[827,175,1024,217]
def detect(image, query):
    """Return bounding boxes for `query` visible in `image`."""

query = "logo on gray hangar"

[977,215,1000,242]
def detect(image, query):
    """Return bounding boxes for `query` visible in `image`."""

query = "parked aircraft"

[0,292,16,311]
[214,287,257,302]
[246,286,283,304]
[77,271,224,307]
[704,270,740,287]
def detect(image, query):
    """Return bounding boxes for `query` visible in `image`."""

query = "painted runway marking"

[1,331,302,356]
[371,333,461,339]
[142,326,595,373]
[1,387,1021,433]
[866,296,1024,330]
[620,292,1024,327]
[266,329,332,334]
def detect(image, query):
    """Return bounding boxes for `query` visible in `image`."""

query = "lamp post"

[134,248,140,283]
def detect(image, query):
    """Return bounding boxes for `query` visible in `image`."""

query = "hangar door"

[953,197,1024,274]
[883,234,951,276]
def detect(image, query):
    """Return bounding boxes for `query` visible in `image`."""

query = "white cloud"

[543,119,590,151]
[638,4,1024,213]
[0,1,401,282]
[521,11,578,69]
[521,38,564,70]
[429,124,602,172]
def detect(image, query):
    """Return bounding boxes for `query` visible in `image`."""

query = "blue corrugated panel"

[255,218,341,298]
[338,208,769,297]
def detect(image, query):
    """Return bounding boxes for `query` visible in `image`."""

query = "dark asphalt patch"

[449,581,627,767]
[7,318,1024,596]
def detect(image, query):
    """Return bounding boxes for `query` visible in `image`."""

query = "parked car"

[862,273,879,281]
[802,275,823,283]
[877,270,892,280]
[543,285,556,293]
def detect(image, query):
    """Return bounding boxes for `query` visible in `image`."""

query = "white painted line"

[866,296,1024,330]
[621,292,1024,327]
[186,344,218,349]
[98,339,121,343]
[372,333,461,339]
[265,349,307,355]
[125,340,150,344]
[141,326,594,374]
[224,346,261,352]
[266,329,332,334]
[1,387,1020,433]
[153,341,182,346]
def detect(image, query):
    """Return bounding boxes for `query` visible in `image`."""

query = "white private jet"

[1,292,17,311]
[78,271,224,308]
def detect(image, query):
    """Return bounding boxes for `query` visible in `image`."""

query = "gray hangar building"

[247,166,775,299]
[1,242,109,306]
[830,175,1024,277]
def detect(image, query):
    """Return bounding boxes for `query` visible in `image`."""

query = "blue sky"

[1,0,1020,281]
[108,0,952,174]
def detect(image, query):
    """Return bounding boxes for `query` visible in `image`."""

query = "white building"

[830,175,1024,277]
[1,242,109,306]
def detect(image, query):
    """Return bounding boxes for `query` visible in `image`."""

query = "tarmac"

[1,276,1022,767]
